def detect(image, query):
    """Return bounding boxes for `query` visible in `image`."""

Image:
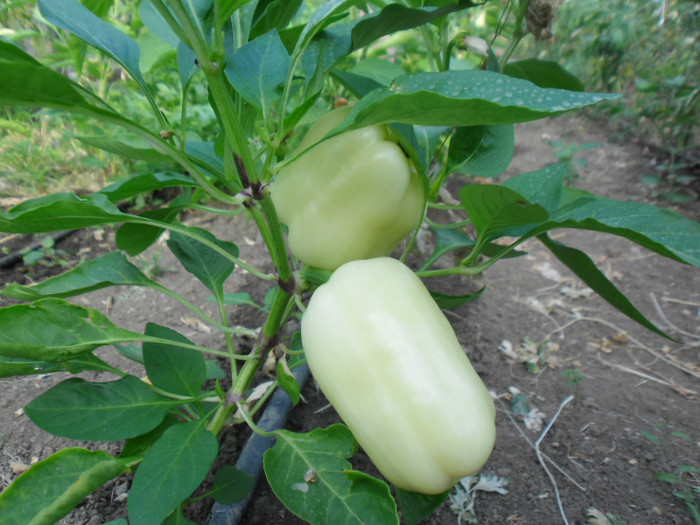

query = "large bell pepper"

[271,106,424,270]
[301,257,496,494]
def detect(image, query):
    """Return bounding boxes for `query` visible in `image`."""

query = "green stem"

[207,288,294,436]
[258,193,293,283]
[499,0,530,70]
[139,335,252,359]
[204,68,260,185]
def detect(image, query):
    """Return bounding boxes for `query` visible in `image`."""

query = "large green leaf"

[38,0,152,102]
[448,125,515,177]
[0,298,144,362]
[167,228,239,295]
[0,193,133,234]
[264,424,399,525]
[504,59,585,92]
[0,40,41,64]
[335,70,617,130]
[143,323,206,397]
[128,422,218,525]
[538,234,672,339]
[0,252,156,300]
[226,29,291,111]
[0,60,90,110]
[25,375,178,440]
[0,448,126,525]
[541,194,700,267]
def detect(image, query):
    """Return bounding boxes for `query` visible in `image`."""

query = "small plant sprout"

[562,368,585,401]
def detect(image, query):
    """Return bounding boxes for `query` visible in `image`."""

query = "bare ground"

[1,114,699,525]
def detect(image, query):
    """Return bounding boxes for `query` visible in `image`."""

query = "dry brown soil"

[1,115,699,525]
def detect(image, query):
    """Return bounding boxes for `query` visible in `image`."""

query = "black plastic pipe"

[208,363,311,525]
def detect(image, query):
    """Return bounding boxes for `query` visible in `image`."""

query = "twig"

[535,395,575,525]
[649,292,700,340]
[496,400,586,492]
[546,315,700,380]
[597,354,698,397]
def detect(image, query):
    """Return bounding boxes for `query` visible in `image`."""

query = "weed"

[561,368,585,400]
[21,236,69,270]
[642,423,700,523]
[548,139,600,181]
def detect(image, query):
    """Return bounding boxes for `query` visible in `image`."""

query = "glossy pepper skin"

[271,106,424,271]
[301,257,496,494]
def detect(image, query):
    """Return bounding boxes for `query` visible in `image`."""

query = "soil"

[1,114,699,525]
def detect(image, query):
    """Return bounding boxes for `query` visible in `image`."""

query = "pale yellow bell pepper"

[271,106,424,270]
[301,257,496,494]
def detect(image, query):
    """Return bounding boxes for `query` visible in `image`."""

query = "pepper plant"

[1,1,700,524]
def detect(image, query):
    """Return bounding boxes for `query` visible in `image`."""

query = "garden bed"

[1,115,698,525]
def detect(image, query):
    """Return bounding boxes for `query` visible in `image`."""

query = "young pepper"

[301,257,496,494]
[271,106,424,270]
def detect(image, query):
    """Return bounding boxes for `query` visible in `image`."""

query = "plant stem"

[208,288,294,436]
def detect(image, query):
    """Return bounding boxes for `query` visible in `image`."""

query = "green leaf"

[0,40,41,64]
[350,58,406,87]
[0,193,131,234]
[119,413,182,462]
[350,1,477,51]
[139,0,181,47]
[502,164,568,214]
[128,421,218,525]
[167,228,239,295]
[459,184,549,243]
[430,287,485,310]
[25,375,177,440]
[394,487,449,525]
[504,59,585,92]
[335,70,617,130]
[653,472,679,483]
[0,298,144,361]
[250,0,303,39]
[542,194,700,267]
[163,509,198,525]
[226,29,291,111]
[38,0,152,102]
[0,448,126,525]
[0,60,90,110]
[143,323,206,397]
[116,206,180,256]
[1,252,156,300]
[538,234,673,340]
[276,358,301,406]
[99,172,197,203]
[420,227,475,271]
[218,292,261,308]
[264,424,399,525]
[448,125,514,177]
[77,135,174,163]
[0,353,115,378]
[210,466,255,504]
[294,0,354,57]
